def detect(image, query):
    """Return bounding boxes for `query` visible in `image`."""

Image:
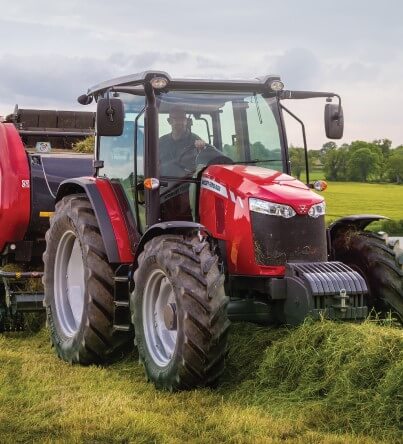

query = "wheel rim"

[54,230,85,338]
[143,269,177,367]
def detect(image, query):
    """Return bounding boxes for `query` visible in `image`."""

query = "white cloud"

[0,0,402,146]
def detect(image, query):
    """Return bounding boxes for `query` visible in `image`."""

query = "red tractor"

[0,106,94,330]
[42,71,402,390]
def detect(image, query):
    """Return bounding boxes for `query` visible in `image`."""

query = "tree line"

[290,139,403,183]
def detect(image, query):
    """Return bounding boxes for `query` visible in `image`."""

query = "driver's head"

[167,106,188,137]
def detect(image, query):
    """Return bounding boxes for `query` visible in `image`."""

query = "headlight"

[249,198,296,218]
[308,201,326,218]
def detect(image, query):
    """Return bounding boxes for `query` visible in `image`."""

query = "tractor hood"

[202,164,324,215]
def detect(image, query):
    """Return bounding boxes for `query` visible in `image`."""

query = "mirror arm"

[280,104,309,185]
[105,90,115,122]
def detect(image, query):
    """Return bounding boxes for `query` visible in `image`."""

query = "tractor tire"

[132,234,230,391]
[332,229,403,322]
[43,194,130,364]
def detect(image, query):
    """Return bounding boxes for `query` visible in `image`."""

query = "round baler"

[0,109,94,331]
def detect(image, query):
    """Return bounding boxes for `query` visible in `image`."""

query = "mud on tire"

[132,234,230,391]
[332,229,403,322]
[43,194,131,364]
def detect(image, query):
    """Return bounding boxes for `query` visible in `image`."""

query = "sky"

[0,0,402,149]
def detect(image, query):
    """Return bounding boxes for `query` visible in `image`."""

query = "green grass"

[0,321,402,443]
[291,171,403,232]
[297,173,403,233]
[321,182,403,223]
[1,179,402,442]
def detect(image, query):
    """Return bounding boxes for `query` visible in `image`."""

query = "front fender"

[328,214,389,252]
[134,221,207,267]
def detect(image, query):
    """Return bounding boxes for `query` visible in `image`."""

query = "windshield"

[97,90,285,231]
[157,91,283,178]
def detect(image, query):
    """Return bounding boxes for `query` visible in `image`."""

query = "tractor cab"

[90,72,342,232]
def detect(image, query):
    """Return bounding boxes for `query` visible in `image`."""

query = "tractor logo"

[298,204,308,213]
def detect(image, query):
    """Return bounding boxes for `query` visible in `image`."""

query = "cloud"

[0,51,229,111]
[1,0,402,147]
[269,48,321,90]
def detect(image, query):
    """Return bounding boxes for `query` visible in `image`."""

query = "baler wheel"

[43,194,130,364]
[132,234,230,391]
[332,229,403,323]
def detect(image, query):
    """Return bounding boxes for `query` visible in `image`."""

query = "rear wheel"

[43,194,130,364]
[132,234,230,391]
[332,229,403,322]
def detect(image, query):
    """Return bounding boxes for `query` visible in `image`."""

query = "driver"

[159,106,206,221]
[159,106,205,175]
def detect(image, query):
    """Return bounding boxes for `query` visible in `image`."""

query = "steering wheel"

[177,143,233,173]
[195,144,233,167]
[176,143,199,172]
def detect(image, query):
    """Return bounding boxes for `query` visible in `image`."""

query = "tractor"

[42,71,402,390]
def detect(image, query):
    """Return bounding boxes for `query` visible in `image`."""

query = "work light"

[150,77,169,89]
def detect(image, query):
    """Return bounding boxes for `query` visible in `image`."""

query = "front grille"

[251,213,327,266]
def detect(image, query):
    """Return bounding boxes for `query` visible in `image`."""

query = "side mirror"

[324,103,344,139]
[96,98,124,136]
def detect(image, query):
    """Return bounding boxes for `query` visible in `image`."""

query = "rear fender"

[56,177,137,264]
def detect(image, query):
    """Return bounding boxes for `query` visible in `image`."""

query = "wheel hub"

[164,303,177,331]
[142,269,178,367]
[54,230,85,338]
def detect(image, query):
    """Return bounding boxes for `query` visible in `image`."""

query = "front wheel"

[132,234,230,391]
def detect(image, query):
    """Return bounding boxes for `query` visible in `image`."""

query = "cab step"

[113,265,133,334]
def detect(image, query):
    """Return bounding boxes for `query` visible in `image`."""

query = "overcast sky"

[0,0,402,148]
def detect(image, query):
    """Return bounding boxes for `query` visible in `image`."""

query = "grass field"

[322,182,403,223]
[299,172,403,233]
[0,181,402,443]
[0,321,402,443]
[300,171,403,218]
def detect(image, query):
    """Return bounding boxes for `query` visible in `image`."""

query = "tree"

[347,147,381,182]
[373,139,392,157]
[320,141,337,162]
[387,146,403,183]
[289,147,305,180]
[251,141,270,159]
[323,146,350,181]
[308,149,321,166]
[373,139,392,181]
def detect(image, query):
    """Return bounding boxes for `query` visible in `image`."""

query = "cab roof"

[85,71,282,98]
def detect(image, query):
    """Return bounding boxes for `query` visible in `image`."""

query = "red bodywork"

[0,123,31,253]
[95,178,134,263]
[199,165,324,277]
